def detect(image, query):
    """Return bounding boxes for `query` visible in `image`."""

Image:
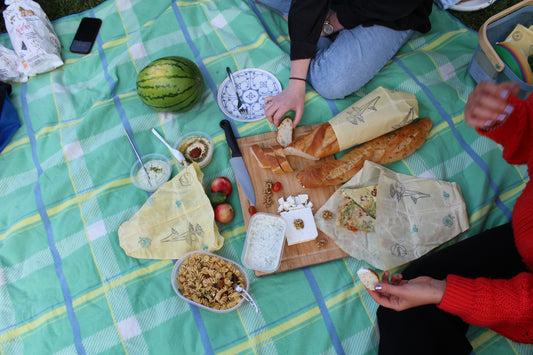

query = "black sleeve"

[287,0,432,61]
[337,0,432,33]
[288,0,330,60]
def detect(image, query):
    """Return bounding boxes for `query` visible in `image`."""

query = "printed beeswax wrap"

[119,163,224,259]
[329,86,419,151]
[316,161,470,270]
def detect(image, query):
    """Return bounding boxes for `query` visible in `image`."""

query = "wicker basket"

[468,0,533,92]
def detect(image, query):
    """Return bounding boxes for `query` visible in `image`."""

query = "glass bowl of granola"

[171,251,250,313]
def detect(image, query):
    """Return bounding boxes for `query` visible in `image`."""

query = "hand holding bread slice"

[357,267,380,289]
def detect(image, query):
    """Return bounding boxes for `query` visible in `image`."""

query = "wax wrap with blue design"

[118,163,224,259]
[317,161,469,270]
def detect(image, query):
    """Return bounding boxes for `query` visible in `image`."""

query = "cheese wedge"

[278,194,317,245]
[280,207,318,245]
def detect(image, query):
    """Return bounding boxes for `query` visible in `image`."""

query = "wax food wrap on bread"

[296,117,432,188]
[283,87,418,160]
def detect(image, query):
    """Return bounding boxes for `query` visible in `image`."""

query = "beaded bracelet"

[289,77,306,82]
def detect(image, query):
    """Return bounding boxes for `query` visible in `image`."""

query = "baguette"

[250,144,270,169]
[272,144,293,173]
[277,116,294,147]
[296,117,433,188]
[263,146,284,174]
[250,144,275,169]
[283,122,339,160]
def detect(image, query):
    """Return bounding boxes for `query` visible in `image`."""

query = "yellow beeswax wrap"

[502,24,533,57]
[315,161,469,270]
[118,163,224,259]
[329,87,419,151]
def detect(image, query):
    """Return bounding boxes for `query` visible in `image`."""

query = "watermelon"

[136,56,204,112]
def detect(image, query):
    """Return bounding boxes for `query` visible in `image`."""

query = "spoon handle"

[124,128,152,186]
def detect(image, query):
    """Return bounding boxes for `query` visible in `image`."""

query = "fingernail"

[503,104,514,115]
[496,113,506,122]
[375,285,382,291]
[500,89,509,99]
[484,120,492,127]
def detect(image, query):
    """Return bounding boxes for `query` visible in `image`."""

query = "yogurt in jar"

[242,213,287,273]
[135,159,171,190]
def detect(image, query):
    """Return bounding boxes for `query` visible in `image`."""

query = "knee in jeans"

[311,75,365,100]
[313,80,350,100]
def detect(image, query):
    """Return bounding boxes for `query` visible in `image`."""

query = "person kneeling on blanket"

[257,0,433,127]
[370,81,533,355]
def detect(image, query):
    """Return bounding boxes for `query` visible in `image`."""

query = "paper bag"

[315,161,469,270]
[329,87,418,151]
[3,0,63,78]
[118,163,224,259]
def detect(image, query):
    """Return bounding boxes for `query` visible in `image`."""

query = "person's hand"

[464,81,520,129]
[367,271,446,311]
[264,80,306,127]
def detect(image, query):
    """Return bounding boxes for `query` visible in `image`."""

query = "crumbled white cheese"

[277,194,313,213]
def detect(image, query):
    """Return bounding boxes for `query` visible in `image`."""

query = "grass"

[450,0,522,30]
[0,0,525,35]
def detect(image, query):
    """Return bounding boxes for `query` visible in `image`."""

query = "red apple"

[211,176,232,197]
[214,203,234,223]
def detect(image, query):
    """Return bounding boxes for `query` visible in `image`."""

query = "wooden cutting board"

[235,124,349,277]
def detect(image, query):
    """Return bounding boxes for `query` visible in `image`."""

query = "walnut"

[263,182,273,208]
[322,210,333,220]
[293,218,304,230]
[315,238,327,248]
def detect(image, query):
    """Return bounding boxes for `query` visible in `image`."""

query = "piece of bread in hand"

[357,267,379,289]
[277,116,294,147]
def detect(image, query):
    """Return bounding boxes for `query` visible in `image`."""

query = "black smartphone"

[70,17,102,54]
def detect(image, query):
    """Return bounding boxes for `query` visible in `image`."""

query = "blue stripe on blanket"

[21,83,87,355]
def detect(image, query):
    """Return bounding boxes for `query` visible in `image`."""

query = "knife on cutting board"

[220,119,256,207]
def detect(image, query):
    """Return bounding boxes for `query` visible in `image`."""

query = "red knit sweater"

[438,95,533,343]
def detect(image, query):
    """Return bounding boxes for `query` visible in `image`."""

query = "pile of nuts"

[263,181,273,208]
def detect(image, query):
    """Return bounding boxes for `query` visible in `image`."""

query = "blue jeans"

[255,0,414,99]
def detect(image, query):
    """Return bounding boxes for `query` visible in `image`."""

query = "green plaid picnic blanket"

[1,0,531,353]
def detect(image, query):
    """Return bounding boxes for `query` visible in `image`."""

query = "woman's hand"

[464,81,520,129]
[367,271,446,311]
[264,80,306,127]
[265,58,310,127]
